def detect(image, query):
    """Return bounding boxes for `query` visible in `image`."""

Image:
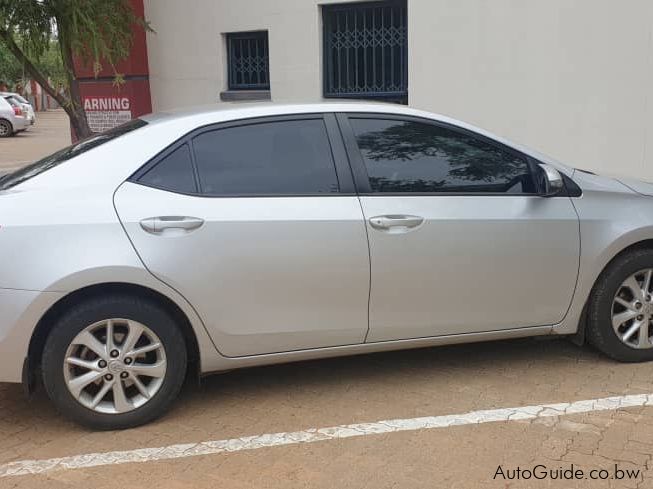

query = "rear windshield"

[0,118,148,190]
[3,96,19,108]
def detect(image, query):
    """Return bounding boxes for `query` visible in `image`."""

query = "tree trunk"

[57,25,92,140]
[67,103,92,140]
[0,29,93,140]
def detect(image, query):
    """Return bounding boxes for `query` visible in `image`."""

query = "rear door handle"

[140,216,204,234]
[368,215,424,232]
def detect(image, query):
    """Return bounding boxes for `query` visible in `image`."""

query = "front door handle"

[368,215,425,232]
[140,216,204,235]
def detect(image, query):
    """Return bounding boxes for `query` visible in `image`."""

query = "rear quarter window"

[138,144,197,193]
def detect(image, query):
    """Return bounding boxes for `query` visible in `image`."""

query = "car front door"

[114,114,370,357]
[337,114,580,342]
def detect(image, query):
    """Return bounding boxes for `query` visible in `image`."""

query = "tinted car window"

[350,118,535,194]
[12,94,29,105]
[0,119,148,190]
[192,119,339,195]
[4,96,20,108]
[139,144,196,193]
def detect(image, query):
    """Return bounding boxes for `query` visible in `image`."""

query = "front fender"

[555,189,653,335]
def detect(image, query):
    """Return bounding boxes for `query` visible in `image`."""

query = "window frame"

[322,0,408,103]
[226,30,271,91]
[335,112,546,196]
[129,113,356,198]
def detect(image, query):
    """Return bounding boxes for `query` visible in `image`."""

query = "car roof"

[139,101,573,173]
[144,101,439,124]
[141,101,486,143]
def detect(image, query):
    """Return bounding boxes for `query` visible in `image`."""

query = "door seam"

[356,195,373,343]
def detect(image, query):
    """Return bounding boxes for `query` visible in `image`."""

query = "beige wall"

[144,0,653,180]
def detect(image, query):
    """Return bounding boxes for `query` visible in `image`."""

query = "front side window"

[350,118,535,193]
[227,31,270,91]
[192,119,340,195]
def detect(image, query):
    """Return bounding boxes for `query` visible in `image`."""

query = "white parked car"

[4,102,653,430]
[1,92,35,125]
[0,96,28,137]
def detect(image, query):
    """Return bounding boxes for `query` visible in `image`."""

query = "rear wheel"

[588,249,653,362]
[42,295,187,430]
[0,119,12,138]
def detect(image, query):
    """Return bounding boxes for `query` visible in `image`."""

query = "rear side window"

[139,144,197,193]
[350,118,535,194]
[192,119,340,195]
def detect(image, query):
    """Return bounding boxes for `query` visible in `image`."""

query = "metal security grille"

[227,31,270,90]
[323,1,408,102]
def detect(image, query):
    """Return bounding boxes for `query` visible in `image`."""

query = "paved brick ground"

[1,114,653,488]
[1,339,653,488]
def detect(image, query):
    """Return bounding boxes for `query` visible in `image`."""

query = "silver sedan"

[1,102,653,430]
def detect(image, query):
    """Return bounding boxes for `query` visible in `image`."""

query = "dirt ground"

[1,112,653,488]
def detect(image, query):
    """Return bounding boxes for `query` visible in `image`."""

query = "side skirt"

[200,325,554,376]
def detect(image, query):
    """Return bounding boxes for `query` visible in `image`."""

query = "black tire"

[42,294,187,430]
[0,119,12,138]
[587,248,653,362]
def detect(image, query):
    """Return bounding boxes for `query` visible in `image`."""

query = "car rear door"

[114,114,370,357]
[337,113,580,342]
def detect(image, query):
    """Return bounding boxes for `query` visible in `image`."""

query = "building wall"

[144,0,653,180]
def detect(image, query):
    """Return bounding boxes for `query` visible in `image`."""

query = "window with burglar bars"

[227,31,270,91]
[323,1,408,103]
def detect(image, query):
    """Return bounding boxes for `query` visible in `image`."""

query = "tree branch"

[0,28,70,112]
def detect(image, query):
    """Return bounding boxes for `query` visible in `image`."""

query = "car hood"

[616,176,653,197]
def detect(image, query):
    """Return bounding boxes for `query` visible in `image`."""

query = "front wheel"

[42,295,187,430]
[587,249,653,362]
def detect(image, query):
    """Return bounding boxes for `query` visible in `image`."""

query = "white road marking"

[1,392,651,478]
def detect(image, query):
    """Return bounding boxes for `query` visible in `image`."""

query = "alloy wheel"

[63,319,167,414]
[0,120,11,137]
[612,269,653,349]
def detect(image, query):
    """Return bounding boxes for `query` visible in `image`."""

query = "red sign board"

[80,77,151,134]
[73,0,151,137]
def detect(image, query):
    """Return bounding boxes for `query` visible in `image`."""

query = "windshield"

[0,118,148,190]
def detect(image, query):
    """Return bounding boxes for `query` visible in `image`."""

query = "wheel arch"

[572,238,653,345]
[26,282,201,393]
[0,117,14,134]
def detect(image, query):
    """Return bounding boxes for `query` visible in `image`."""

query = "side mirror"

[538,164,564,197]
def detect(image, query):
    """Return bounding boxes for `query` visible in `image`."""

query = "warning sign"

[83,97,132,133]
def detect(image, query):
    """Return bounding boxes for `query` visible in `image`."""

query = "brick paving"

[1,339,653,488]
